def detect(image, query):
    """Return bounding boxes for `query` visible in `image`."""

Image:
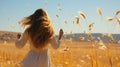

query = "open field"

[0,41,120,67]
[0,0,120,67]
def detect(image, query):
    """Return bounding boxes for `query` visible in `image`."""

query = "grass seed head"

[97,8,102,15]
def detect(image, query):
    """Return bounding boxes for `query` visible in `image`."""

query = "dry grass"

[0,41,120,67]
[0,2,119,67]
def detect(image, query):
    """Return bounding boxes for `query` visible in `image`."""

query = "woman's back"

[16,30,62,67]
[15,8,64,67]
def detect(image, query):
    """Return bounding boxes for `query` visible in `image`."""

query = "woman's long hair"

[19,8,55,48]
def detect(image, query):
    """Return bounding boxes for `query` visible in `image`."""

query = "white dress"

[15,31,61,67]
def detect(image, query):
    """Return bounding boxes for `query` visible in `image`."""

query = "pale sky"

[0,0,120,34]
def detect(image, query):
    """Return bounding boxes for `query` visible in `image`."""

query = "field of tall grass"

[0,3,119,67]
[0,40,120,67]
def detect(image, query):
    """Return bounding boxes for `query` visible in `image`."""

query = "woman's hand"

[58,29,64,40]
[17,33,21,39]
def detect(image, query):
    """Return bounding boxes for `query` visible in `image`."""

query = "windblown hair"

[19,8,55,48]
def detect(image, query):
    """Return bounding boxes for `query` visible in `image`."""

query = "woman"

[15,8,64,67]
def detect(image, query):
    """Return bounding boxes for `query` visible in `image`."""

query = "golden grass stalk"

[107,33,115,42]
[101,33,106,38]
[90,46,98,67]
[97,8,102,15]
[115,10,120,15]
[109,56,113,67]
[117,58,120,67]
[106,17,114,21]
[95,55,99,67]
[97,37,107,51]
[116,18,120,22]
[90,48,94,67]
[107,33,112,38]
[87,33,94,40]
[75,16,81,25]
[79,36,85,41]
[89,27,92,31]
[106,47,113,67]
[89,23,94,31]
[79,11,86,19]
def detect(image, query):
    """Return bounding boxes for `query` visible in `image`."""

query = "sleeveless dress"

[15,31,61,67]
